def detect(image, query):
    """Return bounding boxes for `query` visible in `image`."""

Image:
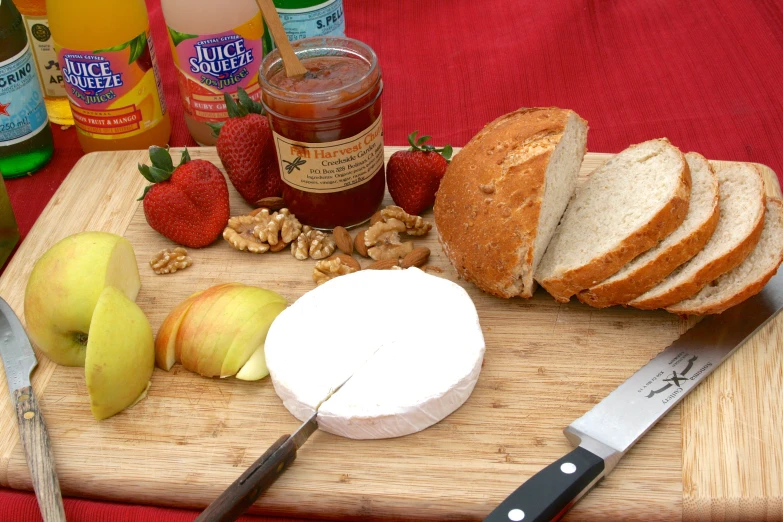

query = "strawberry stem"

[137,146,191,200]
[213,87,265,137]
[407,131,453,162]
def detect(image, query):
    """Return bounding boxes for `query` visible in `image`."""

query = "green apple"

[24,232,141,366]
[85,286,154,420]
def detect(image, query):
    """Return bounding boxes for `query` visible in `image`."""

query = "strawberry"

[210,87,283,206]
[387,131,453,216]
[138,146,230,248]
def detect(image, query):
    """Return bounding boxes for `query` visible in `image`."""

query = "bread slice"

[434,107,587,298]
[666,198,783,315]
[534,138,691,302]
[630,163,766,310]
[578,152,719,307]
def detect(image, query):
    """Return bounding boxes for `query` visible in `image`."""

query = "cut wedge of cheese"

[264,268,485,439]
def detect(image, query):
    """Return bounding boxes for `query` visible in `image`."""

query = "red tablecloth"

[3,0,783,520]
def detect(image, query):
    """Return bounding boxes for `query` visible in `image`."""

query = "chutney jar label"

[167,14,265,123]
[57,28,167,139]
[273,114,384,194]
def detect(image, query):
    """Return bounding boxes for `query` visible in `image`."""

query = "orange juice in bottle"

[46,0,171,152]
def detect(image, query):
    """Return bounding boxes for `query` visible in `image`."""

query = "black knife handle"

[14,386,66,522]
[195,434,297,522]
[483,446,605,522]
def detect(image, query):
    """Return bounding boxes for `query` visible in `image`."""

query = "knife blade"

[195,366,359,522]
[484,270,783,522]
[0,297,66,522]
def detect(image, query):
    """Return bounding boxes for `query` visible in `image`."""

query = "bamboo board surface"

[0,148,781,521]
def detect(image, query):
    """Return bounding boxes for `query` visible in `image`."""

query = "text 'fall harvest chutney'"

[260,36,384,229]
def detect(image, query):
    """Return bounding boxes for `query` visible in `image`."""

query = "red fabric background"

[2,0,783,520]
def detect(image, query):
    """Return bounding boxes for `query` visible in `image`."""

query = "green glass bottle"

[0,0,54,179]
[264,0,345,49]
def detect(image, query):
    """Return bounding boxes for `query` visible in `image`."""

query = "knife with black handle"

[0,297,66,522]
[484,271,783,522]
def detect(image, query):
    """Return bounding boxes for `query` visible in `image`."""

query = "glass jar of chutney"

[260,36,384,229]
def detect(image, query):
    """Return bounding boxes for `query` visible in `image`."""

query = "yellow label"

[273,114,384,194]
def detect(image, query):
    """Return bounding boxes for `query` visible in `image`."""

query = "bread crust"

[577,153,719,308]
[538,141,692,302]
[665,198,783,315]
[434,107,586,299]
[631,166,767,310]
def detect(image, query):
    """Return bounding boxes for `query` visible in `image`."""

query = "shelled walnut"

[380,206,432,236]
[313,256,357,285]
[364,218,414,260]
[223,215,269,253]
[291,226,336,260]
[150,247,192,274]
[254,208,302,246]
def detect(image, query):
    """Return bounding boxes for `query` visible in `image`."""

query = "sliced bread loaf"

[578,152,719,307]
[534,138,691,302]
[666,198,783,315]
[434,107,588,298]
[630,163,766,310]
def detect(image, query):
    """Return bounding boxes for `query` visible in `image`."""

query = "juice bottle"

[46,0,171,152]
[161,0,268,146]
[0,0,54,178]
[15,0,73,125]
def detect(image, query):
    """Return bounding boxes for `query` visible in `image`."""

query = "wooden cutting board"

[0,148,781,521]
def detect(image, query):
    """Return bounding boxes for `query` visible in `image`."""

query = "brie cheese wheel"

[265,268,485,439]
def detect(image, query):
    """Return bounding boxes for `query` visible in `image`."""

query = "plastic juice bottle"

[15,0,73,125]
[161,0,269,146]
[46,0,171,153]
[0,0,54,178]
[265,0,345,49]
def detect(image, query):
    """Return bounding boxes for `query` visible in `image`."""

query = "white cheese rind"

[264,268,485,439]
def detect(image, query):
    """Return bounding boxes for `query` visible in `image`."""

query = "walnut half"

[313,256,358,286]
[364,218,414,261]
[380,206,432,236]
[223,215,269,253]
[291,226,336,260]
[150,247,192,274]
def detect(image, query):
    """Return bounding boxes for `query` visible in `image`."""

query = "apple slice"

[220,298,286,378]
[154,290,203,370]
[235,344,269,381]
[85,286,154,420]
[24,232,141,367]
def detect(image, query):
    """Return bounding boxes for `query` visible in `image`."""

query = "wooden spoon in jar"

[255,0,308,77]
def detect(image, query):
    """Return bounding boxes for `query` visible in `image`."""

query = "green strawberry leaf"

[149,145,174,173]
[137,185,154,201]
[180,147,191,166]
[441,144,453,161]
[138,164,170,183]
[224,92,248,118]
[128,33,147,64]
[406,130,452,162]
[207,121,225,138]
[167,26,198,47]
[407,131,420,149]
[236,87,263,114]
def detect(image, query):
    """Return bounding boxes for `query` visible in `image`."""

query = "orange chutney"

[260,37,384,229]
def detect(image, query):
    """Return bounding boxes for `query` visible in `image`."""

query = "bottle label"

[273,114,384,194]
[167,14,265,123]
[56,28,167,139]
[0,43,49,146]
[277,0,345,41]
[21,14,66,98]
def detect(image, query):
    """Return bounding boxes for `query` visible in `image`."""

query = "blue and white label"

[278,0,345,41]
[0,43,49,146]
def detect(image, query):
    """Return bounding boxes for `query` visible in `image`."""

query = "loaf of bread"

[433,107,587,298]
[578,152,720,307]
[630,163,766,310]
[666,198,783,315]
[534,139,691,302]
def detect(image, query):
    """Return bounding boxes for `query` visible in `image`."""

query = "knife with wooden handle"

[0,297,66,522]
[483,271,783,522]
